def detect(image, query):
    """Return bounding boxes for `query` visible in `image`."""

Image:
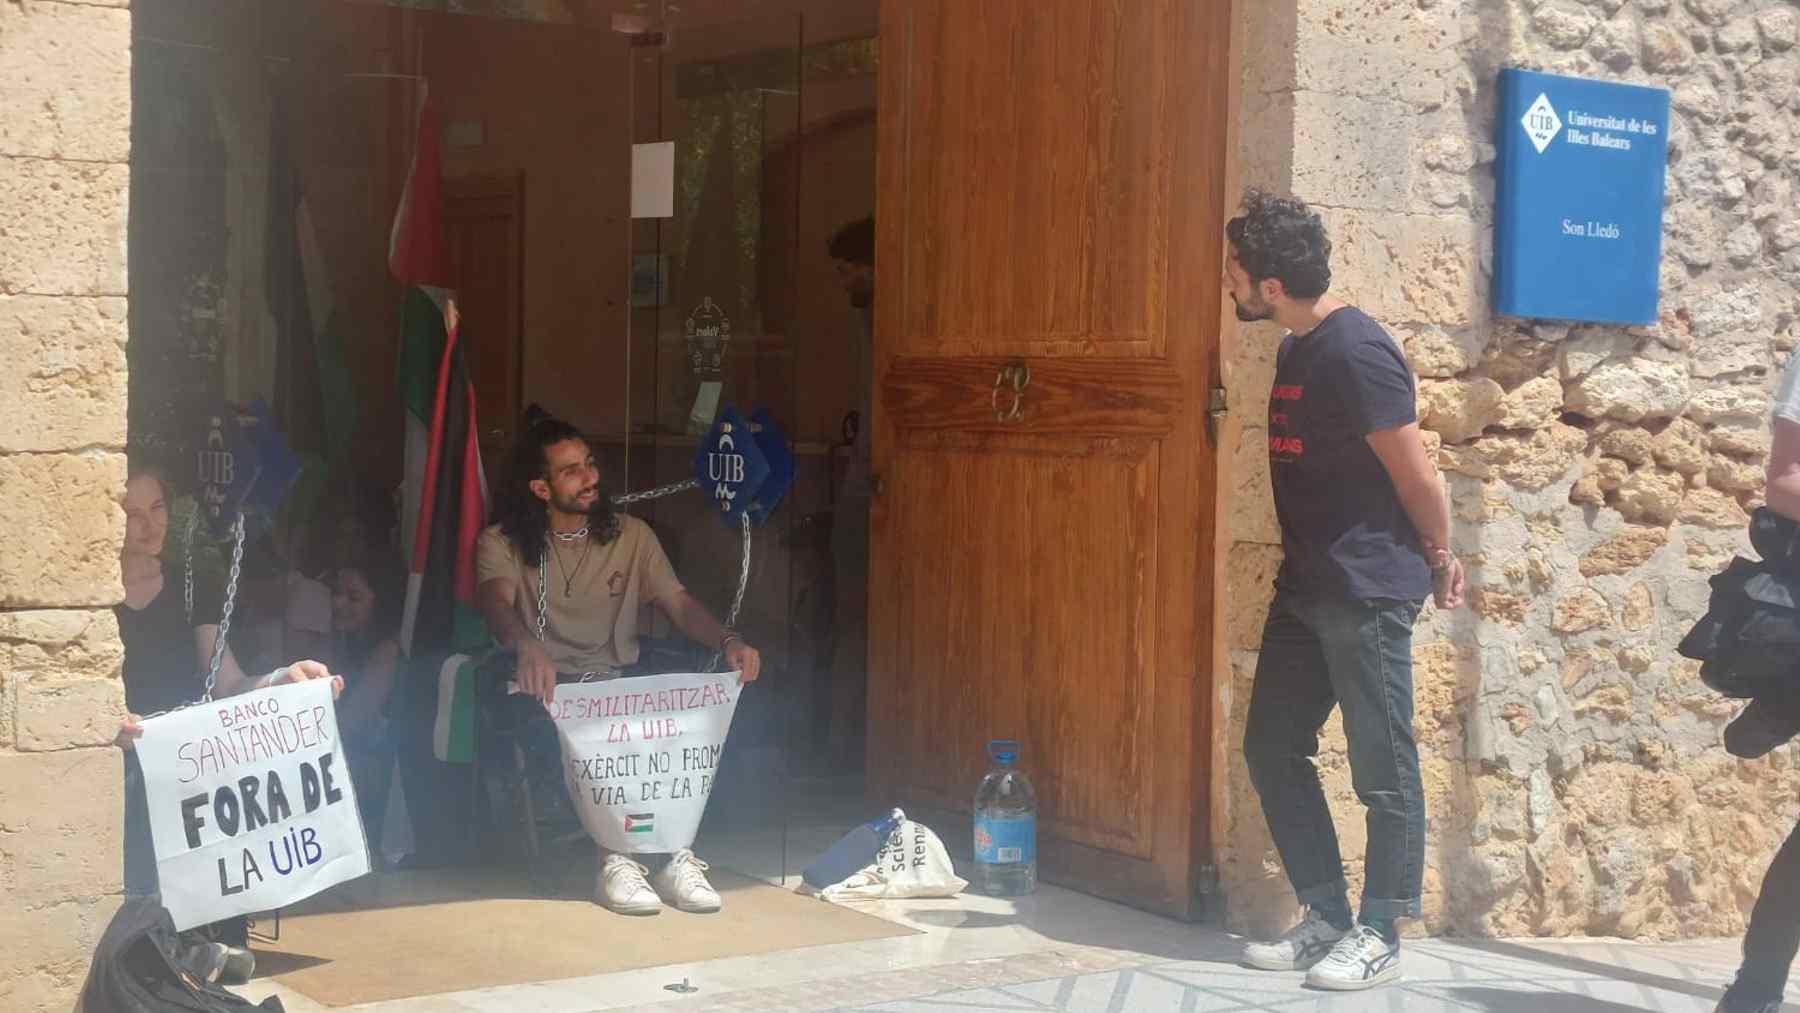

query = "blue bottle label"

[974,814,1035,865]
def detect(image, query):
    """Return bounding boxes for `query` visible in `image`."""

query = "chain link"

[200,513,247,704]
[182,508,199,625]
[611,478,699,506]
[706,511,753,674]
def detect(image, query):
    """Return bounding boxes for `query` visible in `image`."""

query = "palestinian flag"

[392,92,489,656]
[625,813,655,834]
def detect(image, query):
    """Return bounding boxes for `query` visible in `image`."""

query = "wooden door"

[443,174,524,475]
[867,0,1235,917]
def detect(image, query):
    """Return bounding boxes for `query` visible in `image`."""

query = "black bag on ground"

[75,896,282,1013]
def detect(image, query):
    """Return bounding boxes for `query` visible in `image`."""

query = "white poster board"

[631,141,675,219]
[137,679,370,930]
[551,672,741,854]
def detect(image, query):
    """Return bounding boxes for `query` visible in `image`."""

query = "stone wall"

[0,0,133,1008]
[1222,0,1800,939]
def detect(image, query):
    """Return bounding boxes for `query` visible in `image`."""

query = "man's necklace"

[548,528,593,597]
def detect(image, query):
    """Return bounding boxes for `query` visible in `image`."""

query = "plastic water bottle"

[802,807,905,890]
[973,739,1037,896]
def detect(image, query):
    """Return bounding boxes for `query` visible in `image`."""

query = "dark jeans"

[1725,818,1800,1006]
[1244,590,1426,922]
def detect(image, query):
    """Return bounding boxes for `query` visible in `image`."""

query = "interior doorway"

[126,0,882,879]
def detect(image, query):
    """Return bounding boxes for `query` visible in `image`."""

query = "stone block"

[0,157,128,296]
[1290,92,1415,212]
[1439,422,1587,490]
[1419,377,1505,444]
[1565,358,1692,423]
[1229,426,1281,545]
[1578,526,1669,577]
[1225,543,1282,651]
[0,453,125,608]
[1651,418,1709,477]
[0,609,124,685]
[14,675,125,751]
[0,893,118,1013]
[1621,582,1656,632]
[0,749,124,906]
[1554,588,1611,633]
[1616,468,1686,526]
[0,1,131,162]
[1497,376,1564,431]
[0,295,128,452]
[1401,325,1487,379]
[1680,488,1751,529]
[1324,209,1483,329]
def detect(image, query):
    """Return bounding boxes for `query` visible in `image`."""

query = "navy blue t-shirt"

[1267,306,1430,601]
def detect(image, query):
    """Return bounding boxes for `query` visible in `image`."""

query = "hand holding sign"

[136,677,369,930]
[552,672,742,854]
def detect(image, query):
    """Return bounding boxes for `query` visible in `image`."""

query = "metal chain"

[200,513,247,704]
[182,508,199,625]
[533,500,754,675]
[707,511,753,673]
[611,478,699,506]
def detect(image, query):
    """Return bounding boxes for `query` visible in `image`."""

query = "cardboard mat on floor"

[254,865,914,1006]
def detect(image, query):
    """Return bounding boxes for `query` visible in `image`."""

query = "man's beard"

[1232,293,1274,323]
[551,486,599,517]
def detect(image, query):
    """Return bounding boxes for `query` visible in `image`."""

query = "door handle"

[991,362,1030,422]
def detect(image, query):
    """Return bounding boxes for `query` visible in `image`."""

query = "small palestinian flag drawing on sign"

[625,813,655,834]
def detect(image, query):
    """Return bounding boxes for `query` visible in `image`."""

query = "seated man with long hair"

[476,408,762,915]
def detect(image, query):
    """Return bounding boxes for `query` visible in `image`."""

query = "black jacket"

[1680,508,1800,715]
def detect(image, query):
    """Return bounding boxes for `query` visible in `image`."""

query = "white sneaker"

[1305,925,1402,991]
[1242,909,1348,971]
[652,849,722,913]
[598,854,662,915]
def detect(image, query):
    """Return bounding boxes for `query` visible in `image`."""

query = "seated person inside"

[476,409,762,915]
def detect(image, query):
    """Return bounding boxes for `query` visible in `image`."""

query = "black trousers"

[1726,817,1800,1006]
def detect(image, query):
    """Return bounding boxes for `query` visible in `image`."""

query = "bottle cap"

[988,738,1020,765]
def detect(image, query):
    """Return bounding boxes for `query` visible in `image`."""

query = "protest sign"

[137,678,369,930]
[551,672,740,854]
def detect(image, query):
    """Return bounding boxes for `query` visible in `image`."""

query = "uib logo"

[1522,93,1561,155]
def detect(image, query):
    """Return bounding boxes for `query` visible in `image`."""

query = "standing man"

[1712,348,1800,1013]
[477,409,762,916]
[1226,190,1465,991]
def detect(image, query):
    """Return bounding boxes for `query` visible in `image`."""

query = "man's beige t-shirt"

[475,515,685,673]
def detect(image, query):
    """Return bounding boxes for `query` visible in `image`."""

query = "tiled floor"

[232,781,1798,1012]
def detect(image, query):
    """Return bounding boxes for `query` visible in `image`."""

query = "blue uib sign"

[1494,68,1670,325]
[692,406,770,526]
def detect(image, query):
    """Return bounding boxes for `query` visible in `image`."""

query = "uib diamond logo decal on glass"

[1522,93,1562,154]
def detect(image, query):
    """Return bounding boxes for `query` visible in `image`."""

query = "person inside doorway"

[1712,348,1800,1013]
[476,408,763,915]
[113,458,341,983]
[1224,190,1465,992]
[328,553,405,865]
[826,216,874,767]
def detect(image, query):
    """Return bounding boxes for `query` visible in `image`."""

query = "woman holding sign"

[113,461,341,975]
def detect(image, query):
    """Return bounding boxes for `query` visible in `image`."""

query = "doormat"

[255,865,913,1006]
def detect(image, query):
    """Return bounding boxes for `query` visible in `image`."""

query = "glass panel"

[625,15,805,878]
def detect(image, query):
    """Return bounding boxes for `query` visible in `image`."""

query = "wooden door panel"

[871,0,1232,916]
[444,175,524,469]
[876,433,1158,859]
[889,0,1173,350]
[884,358,1184,436]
